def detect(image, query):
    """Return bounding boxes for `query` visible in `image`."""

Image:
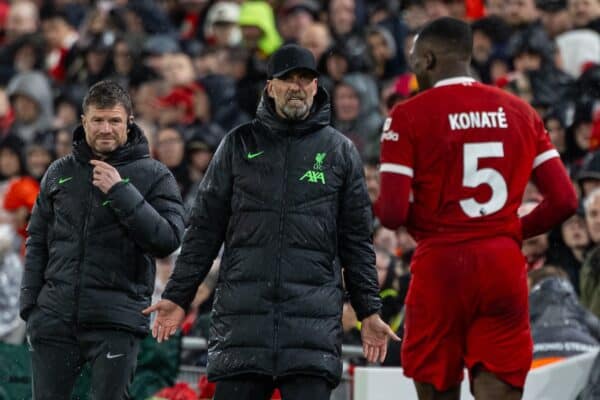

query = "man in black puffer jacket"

[19,80,185,400]
[146,45,398,400]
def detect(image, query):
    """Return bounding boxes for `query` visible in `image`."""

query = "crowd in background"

[1,0,600,383]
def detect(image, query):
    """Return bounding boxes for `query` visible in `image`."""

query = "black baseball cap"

[267,44,319,79]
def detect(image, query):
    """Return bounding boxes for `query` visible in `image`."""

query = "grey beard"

[281,103,310,120]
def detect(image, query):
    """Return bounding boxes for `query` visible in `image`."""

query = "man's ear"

[425,51,436,71]
[266,80,274,98]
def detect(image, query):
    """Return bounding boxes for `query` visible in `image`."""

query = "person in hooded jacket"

[145,44,398,400]
[19,80,185,400]
[528,266,600,366]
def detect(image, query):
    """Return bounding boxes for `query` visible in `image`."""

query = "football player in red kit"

[375,18,578,400]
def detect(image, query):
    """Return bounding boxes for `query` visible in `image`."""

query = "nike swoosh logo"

[106,352,124,359]
[247,151,264,159]
[58,177,72,184]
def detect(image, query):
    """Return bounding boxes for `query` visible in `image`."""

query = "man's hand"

[90,160,122,194]
[142,299,186,343]
[360,313,401,364]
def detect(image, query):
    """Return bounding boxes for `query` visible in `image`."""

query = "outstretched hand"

[142,299,186,343]
[360,313,401,364]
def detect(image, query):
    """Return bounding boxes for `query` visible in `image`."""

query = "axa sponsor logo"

[300,152,327,184]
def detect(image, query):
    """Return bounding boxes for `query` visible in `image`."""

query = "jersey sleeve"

[531,112,560,169]
[379,105,414,178]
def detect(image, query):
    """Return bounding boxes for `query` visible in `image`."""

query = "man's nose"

[99,121,111,131]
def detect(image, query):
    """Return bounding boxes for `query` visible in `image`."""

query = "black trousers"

[214,373,333,400]
[26,307,140,400]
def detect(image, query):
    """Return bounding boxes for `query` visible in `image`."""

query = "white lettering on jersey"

[448,107,508,131]
[380,117,399,141]
[381,131,399,141]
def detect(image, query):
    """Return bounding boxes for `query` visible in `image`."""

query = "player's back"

[382,78,557,246]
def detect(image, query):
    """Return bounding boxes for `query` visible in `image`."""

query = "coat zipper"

[74,167,94,325]
[274,135,291,376]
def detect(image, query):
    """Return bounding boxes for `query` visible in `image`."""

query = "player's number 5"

[459,142,507,218]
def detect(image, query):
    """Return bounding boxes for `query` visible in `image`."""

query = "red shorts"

[401,237,532,391]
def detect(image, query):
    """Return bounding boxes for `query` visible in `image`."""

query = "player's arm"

[374,173,411,230]
[521,145,578,239]
[374,109,413,230]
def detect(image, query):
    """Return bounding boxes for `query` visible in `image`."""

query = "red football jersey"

[380,77,559,245]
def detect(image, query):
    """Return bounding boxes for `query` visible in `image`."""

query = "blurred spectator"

[299,22,332,66]
[578,150,600,197]
[565,101,595,169]
[505,0,541,29]
[162,52,196,88]
[0,224,24,345]
[568,0,600,32]
[401,0,429,32]
[53,93,80,129]
[109,37,138,89]
[41,9,78,83]
[2,175,39,254]
[203,2,241,48]
[183,133,215,210]
[278,0,320,44]
[25,139,54,182]
[77,33,116,87]
[423,0,468,20]
[529,266,600,367]
[6,33,46,75]
[333,73,383,160]
[328,0,368,71]
[156,82,204,127]
[6,71,53,143]
[5,1,39,44]
[470,16,512,83]
[0,135,26,183]
[366,25,404,81]
[536,0,573,38]
[142,34,181,74]
[582,187,600,317]
[547,213,592,292]
[544,107,568,158]
[556,30,600,78]
[155,126,191,197]
[238,1,283,57]
[199,73,250,132]
[53,127,72,158]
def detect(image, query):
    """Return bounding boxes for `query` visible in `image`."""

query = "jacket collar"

[254,86,331,137]
[72,123,150,165]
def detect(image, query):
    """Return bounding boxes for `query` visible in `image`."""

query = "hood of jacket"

[6,71,54,139]
[255,85,331,136]
[238,1,282,56]
[529,276,577,322]
[71,122,150,165]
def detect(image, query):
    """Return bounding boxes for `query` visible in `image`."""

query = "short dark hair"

[418,17,473,59]
[82,80,133,117]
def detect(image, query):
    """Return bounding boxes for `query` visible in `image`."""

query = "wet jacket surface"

[20,124,185,335]
[530,277,600,359]
[163,87,382,385]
